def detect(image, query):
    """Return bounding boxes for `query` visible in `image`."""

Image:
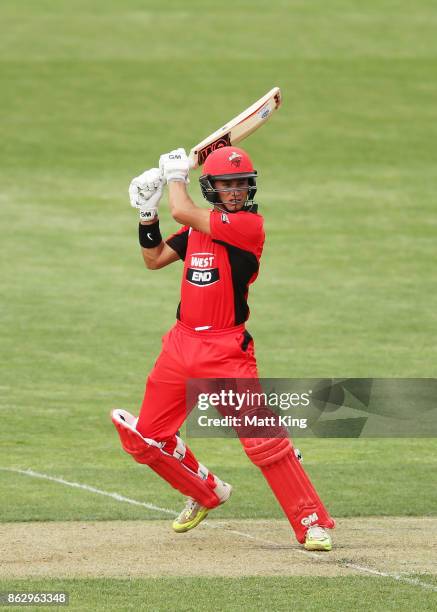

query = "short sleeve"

[210,211,264,255]
[166,226,190,261]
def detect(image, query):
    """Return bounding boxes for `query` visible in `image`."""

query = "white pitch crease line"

[0,467,175,516]
[208,522,322,559]
[207,522,286,548]
[343,563,437,592]
[2,467,436,592]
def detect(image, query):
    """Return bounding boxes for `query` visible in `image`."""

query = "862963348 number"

[0,592,69,606]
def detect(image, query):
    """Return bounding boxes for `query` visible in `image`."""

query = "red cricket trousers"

[132,321,335,540]
[136,321,258,441]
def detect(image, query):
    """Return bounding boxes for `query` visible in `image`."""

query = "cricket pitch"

[1,518,435,579]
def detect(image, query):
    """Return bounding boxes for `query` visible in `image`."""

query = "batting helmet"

[199,146,257,207]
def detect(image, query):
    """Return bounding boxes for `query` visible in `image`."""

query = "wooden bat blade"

[188,87,282,169]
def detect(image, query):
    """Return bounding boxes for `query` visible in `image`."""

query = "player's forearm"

[168,182,196,223]
[167,181,211,233]
[141,243,165,269]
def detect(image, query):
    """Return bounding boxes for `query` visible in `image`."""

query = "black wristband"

[139,221,163,249]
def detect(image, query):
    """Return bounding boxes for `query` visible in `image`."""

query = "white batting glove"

[159,148,190,183]
[129,167,164,221]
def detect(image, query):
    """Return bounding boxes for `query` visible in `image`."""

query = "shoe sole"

[304,540,332,551]
[173,507,209,533]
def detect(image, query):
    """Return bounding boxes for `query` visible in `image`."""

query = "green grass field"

[1,1,437,610]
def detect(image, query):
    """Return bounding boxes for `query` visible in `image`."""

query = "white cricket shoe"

[172,480,232,533]
[304,525,332,551]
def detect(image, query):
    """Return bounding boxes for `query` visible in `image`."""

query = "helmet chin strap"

[213,199,255,214]
[212,188,256,213]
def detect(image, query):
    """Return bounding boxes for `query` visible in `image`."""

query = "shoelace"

[179,498,198,520]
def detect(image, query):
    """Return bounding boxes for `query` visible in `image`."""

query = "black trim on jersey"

[176,302,181,320]
[241,330,253,351]
[166,229,189,261]
[213,240,259,325]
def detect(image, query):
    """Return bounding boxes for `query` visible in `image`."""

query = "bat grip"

[188,157,198,170]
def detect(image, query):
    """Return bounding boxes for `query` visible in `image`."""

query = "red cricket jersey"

[166,209,265,330]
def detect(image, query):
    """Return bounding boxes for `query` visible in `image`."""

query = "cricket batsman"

[111,146,335,550]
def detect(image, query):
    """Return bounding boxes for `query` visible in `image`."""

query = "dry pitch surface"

[1,518,436,580]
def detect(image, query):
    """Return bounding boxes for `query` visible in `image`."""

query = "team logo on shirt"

[186,252,220,287]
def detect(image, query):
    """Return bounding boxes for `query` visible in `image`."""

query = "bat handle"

[188,151,198,170]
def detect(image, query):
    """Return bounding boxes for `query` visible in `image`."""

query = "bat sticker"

[197,134,232,165]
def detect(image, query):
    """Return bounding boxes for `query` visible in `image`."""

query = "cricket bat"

[188,87,282,169]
